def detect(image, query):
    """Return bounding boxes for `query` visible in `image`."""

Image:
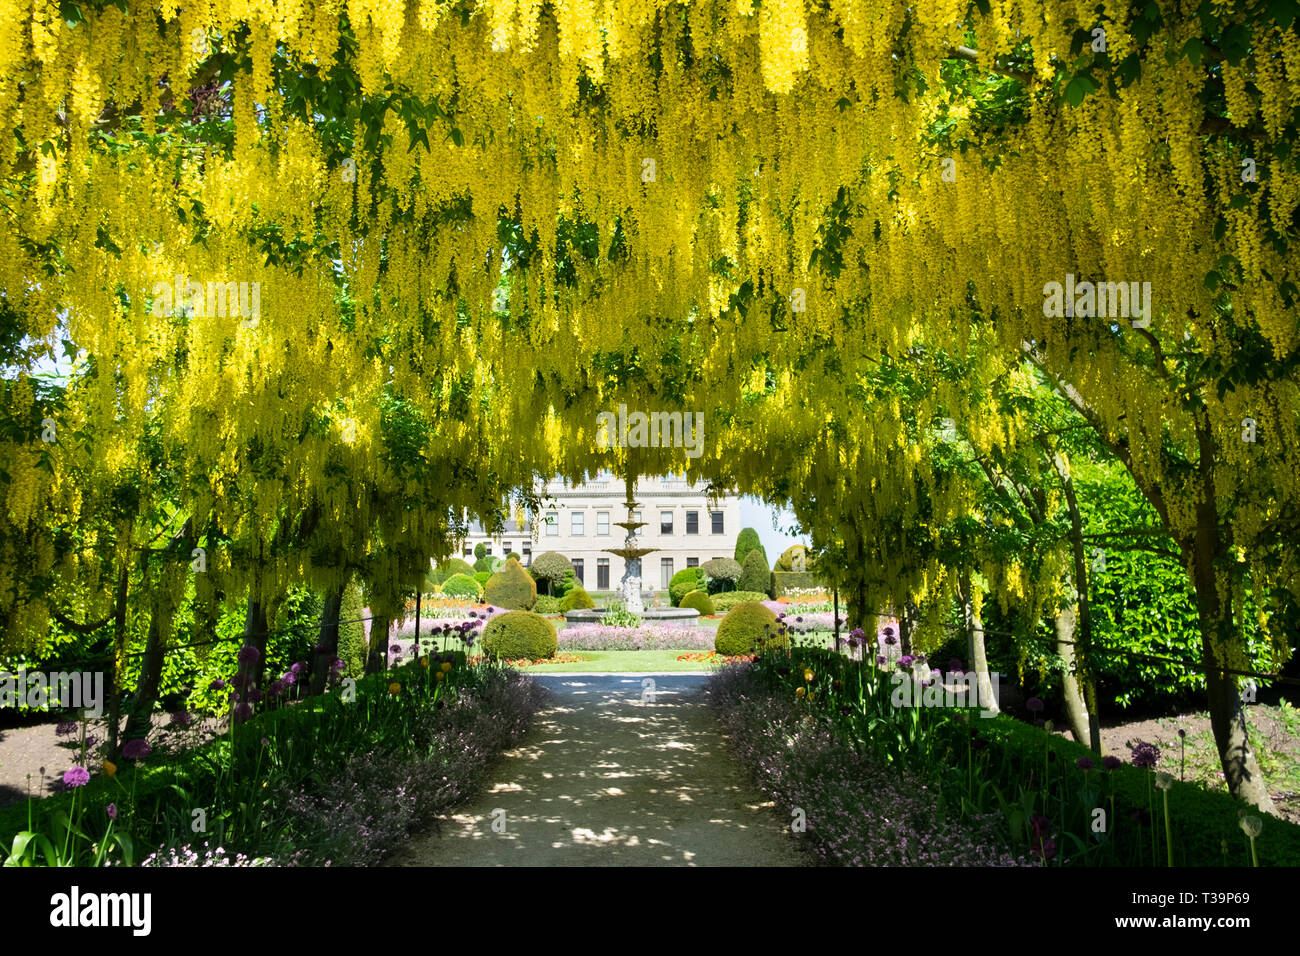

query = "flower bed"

[707,664,1031,866]
[557,623,715,651]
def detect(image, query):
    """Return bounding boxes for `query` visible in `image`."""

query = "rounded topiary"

[559,585,594,612]
[714,601,787,656]
[700,557,744,595]
[775,544,812,573]
[712,590,771,613]
[482,610,558,660]
[431,557,474,585]
[441,573,482,600]
[507,552,522,562]
[529,551,574,595]
[738,548,772,595]
[484,557,538,610]
[473,555,498,575]
[669,566,706,606]
[473,570,491,585]
[733,527,767,567]
[474,542,488,560]
[680,589,716,616]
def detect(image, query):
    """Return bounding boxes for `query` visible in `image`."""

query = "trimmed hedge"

[712,590,770,613]
[559,586,594,611]
[338,578,367,679]
[669,567,705,606]
[533,595,562,614]
[700,557,743,595]
[733,527,767,567]
[482,611,558,660]
[484,557,537,610]
[441,573,482,600]
[772,570,819,596]
[431,558,474,585]
[680,589,716,616]
[529,552,573,595]
[774,544,811,572]
[715,601,788,656]
[473,571,491,586]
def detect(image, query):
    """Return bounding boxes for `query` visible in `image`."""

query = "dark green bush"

[680,589,716,616]
[734,527,767,567]
[482,611,558,660]
[559,586,594,611]
[474,542,488,560]
[738,549,771,595]
[715,602,787,656]
[712,590,770,613]
[669,567,705,606]
[484,557,538,610]
[529,552,574,596]
[431,558,474,585]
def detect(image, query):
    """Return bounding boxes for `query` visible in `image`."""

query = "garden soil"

[386,673,809,866]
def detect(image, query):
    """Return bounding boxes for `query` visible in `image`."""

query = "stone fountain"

[563,474,701,626]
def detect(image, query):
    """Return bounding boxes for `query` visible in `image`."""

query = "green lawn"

[513,649,725,673]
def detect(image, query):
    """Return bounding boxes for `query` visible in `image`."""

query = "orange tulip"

[420,657,430,669]
[795,686,806,698]
[102,760,117,777]
[440,662,452,673]
[388,682,401,695]
[436,672,446,682]
[803,669,814,682]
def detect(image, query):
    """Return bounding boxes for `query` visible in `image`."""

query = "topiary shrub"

[337,578,368,679]
[529,551,574,596]
[715,601,787,656]
[559,586,594,611]
[700,557,743,594]
[669,566,705,606]
[431,557,474,585]
[484,557,538,610]
[712,590,773,613]
[533,595,562,614]
[507,552,522,562]
[738,549,771,595]
[474,542,488,560]
[775,544,812,573]
[473,570,491,586]
[473,555,501,575]
[482,610,558,660]
[441,573,482,600]
[733,527,767,567]
[680,589,716,616]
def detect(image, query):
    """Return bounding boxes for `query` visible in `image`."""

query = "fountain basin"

[563,607,702,626]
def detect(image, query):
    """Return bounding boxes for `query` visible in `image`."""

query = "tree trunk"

[122,604,165,743]
[310,584,343,695]
[1190,522,1275,812]
[105,561,131,758]
[366,612,391,675]
[1053,602,1092,746]
[236,591,268,699]
[960,571,998,714]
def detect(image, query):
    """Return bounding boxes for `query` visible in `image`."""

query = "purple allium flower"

[948,658,964,672]
[237,644,260,665]
[333,658,345,671]
[246,688,264,704]
[233,703,253,723]
[390,643,402,653]
[107,802,117,820]
[1102,755,1122,771]
[260,737,269,747]
[291,662,306,675]
[281,670,296,685]
[884,635,898,646]
[898,655,916,668]
[169,711,192,728]
[1130,740,1161,770]
[1077,757,1095,771]
[209,678,227,691]
[1178,728,1186,739]
[122,739,151,760]
[56,720,79,736]
[1026,697,1044,713]
[875,655,887,666]
[63,766,90,788]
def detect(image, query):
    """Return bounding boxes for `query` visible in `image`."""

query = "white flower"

[1155,772,1174,791]
[1240,815,1263,839]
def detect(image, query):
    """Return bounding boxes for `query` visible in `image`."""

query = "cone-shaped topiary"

[733,527,767,567]
[715,601,787,656]
[680,588,716,616]
[484,557,538,610]
[482,610,558,660]
[669,566,705,606]
[441,573,482,600]
[337,577,367,679]
[738,548,772,595]
[559,585,594,611]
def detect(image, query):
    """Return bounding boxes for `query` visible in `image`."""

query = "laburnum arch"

[0,0,1297,808]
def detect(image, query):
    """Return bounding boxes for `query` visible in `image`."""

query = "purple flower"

[260,737,270,747]
[169,711,192,728]
[233,703,253,723]
[106,802,118,820]
[56,720,79,736]
[390,643,402,653]
[1026,697,1044,713]
[246,688,264,704]
[898,655,915,668]
[1076,757,1095,771]
[333,659,345,671]
[63,766,90,788]
[122,739,152,760]
[875,655,887,666]
[1131,741,1161,770]
[209,678,227,691]
[281,670,296,685]
[947,658,964,672]
[237,645,260,665]
[1177,728,1186,739]
[1102,755,1122,771]
[291,662,306,675]
[884,635,898,646]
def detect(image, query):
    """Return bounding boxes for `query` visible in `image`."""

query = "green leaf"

[448,128,463,147]
[1064,75,1097,108]
[1182,37,1204,66]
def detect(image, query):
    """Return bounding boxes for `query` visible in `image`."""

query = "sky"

[739,496,808,562]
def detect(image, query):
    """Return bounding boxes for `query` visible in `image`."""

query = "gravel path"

[385,673,807,867]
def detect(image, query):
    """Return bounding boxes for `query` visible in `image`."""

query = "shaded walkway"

[386,674,806,866]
